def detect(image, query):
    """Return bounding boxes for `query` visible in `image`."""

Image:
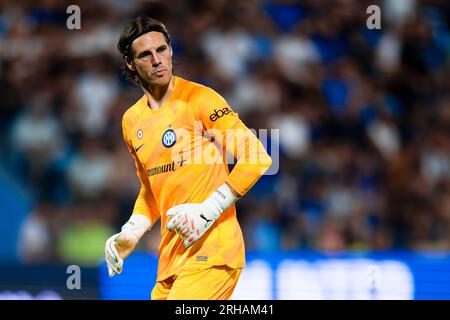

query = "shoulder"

[177,77,225,104]
[122,95,147,128]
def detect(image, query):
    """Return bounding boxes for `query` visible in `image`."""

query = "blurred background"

[0,0,449,299]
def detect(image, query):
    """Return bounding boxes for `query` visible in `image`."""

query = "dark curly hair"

[117,16,171,85]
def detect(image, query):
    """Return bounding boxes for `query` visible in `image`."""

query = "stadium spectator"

[0,0,448,267]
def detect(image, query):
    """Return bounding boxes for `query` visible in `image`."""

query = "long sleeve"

[122,113,161,226]
[195,87,272,196]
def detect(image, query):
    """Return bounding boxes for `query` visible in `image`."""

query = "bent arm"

[119,113,161,258]
[197,87,272,197]
[222,120,272,196]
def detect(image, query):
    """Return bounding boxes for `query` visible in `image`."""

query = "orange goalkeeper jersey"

[122,76,272,281]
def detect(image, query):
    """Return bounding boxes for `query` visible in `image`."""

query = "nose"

[152,53,161,67]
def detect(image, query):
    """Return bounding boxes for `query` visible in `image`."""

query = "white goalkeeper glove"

[166,183,240,248]
[105,233,123,277]
[105,214,151,278]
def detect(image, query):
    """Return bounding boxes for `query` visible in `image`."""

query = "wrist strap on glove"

[204,183,240,216]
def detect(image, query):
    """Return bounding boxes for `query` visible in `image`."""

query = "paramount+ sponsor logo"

[146,162,176,177]
[209,107,232,122]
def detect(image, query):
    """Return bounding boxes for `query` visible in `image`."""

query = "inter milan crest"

[162,128,176,148]
[137,129,143,140]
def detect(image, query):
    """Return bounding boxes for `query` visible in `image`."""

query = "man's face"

[128,31,173,87]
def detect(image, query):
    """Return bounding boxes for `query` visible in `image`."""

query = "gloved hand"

[166,183,239,248]
[104,213,151,278]
[105,233,123,277]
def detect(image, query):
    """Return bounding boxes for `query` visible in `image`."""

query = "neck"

[142,75,175,110]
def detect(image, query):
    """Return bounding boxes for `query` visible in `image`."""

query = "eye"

[156,46,167,53]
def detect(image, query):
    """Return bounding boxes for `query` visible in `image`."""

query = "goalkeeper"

[105,16,272,300]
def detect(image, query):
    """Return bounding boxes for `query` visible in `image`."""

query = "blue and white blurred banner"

[99,251,450,300]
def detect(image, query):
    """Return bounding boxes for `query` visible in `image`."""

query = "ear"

[125,56,135,71]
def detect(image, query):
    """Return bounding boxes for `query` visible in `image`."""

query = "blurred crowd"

[0,0,449,266]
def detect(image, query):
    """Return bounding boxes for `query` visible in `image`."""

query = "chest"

[129,102,203,168]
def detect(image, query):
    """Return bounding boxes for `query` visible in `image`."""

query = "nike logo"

[200,213,212,226]
[134,144,144,152]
